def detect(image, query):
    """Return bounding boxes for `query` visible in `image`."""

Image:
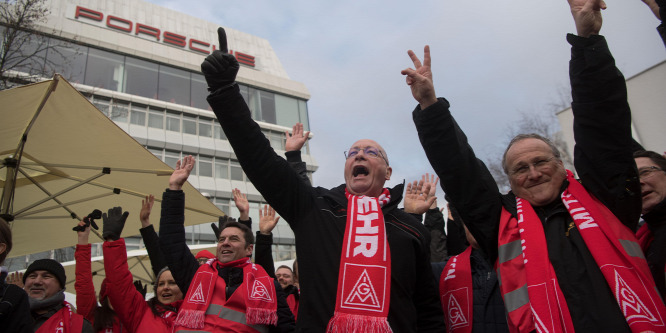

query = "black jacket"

[413,35,641,332]
[208,86,444,332]
[643,201,666,299]
[158,190,296,332]
[0,277,32,333]
[423,208,448,262]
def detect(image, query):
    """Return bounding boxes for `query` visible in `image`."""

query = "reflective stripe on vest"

[619,239,646,259]
[503,284,529,313]
[498,239,522,264]
[198,303,269,333]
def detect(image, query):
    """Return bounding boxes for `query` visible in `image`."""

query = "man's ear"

[0,243,6,256]
[385,166,393,180]
[246,244,254,256]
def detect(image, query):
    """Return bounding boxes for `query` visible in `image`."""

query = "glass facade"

[13,35,310,130]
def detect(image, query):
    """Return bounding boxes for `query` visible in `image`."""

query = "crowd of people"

[0,0,665,331]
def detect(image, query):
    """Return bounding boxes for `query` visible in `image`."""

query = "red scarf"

[498,170,666,332]
[636,223,653,252]
[439,246,473,333]
[326,188,392,333]
[36,302,84,333]
[175,257,277,329]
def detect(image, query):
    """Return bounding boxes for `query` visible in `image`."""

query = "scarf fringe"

[174,309,205,329]
[326,313,393,333]
[246,307,278,326]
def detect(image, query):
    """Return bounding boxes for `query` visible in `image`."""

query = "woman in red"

[101,206,183,333]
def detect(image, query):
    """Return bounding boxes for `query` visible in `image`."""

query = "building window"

[199,117,213,138]
[182,114,197,135]
[158,65,190,105]
[230,161,244,181]
[259,91,276,124]
[166,111,180,132]
[199,156,213,177]
[84,48,125,92]
[275,94,299,129]
[124,57,158,99]
[46,39,87,84]
[165,150,181,169]
[91,97,110,117]
[148,109,164,129]
[215,197,230,216]
[130,104,147,126]
[191,73,209,110]
[215,159,228,179]
[110,100,129,123]
[147,147,163,159]
[213,120,226,140]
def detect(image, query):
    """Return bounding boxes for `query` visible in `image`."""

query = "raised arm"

[567,0,642,229]
[137,195,167,278]
[158,156,200,294]
[255,204,280,279]
[285,122,312,186]
[202,28,314,227]
[74,220,97,322]
[406,46,503,261]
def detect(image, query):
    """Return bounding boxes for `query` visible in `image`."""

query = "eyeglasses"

[638,166,664,180]
[509,156,556,177]
[344,147,389,165]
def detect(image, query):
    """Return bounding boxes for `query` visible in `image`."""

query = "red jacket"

[75,244,122,333]
[103,239,180,333]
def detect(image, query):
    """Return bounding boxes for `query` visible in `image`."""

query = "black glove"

[200,27,239,92]
[211,215,237,239]
[73,209,102,232]
[102,207,129,241]
[133,280,147,299]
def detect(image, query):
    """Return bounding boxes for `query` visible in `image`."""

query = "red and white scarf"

[326,188,392,333]
[175,257,277,329]
[498,170,666,332]
[36,302,84,333]
[439,246,473,333]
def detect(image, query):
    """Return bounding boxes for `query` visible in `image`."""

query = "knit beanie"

[23,259,66,289]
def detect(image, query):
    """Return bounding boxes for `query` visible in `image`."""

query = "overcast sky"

[147,0,665,203]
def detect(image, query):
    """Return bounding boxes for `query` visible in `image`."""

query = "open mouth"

[353,166,369,177]
[642,190,653,198]
[162,293,173,298]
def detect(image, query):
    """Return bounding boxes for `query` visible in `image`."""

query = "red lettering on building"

[107,15,132,33]
[72,6,255,67]
[189,39,210,54]
[75,6,102,21]
[136,23,160,41]
[235,51,256,67]
[164,31,186,47]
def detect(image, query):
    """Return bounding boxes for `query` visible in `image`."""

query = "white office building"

[1,0,316,265]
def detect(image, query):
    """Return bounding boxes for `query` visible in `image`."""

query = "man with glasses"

[406,0,665,331]
[199,28,443,332]
[634,150,666,299]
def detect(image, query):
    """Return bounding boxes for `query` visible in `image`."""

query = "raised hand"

[404,179,436,215]
[102,207,129,241]
[76,220,91,245]
[134,280,147,299]
[401,45,437,110]
[7,271,24,288]
[72,209,101,232]
[169,155,195,191]
[200,27,240,92]
[568,0,607,37]
[139,195,155,228]
[422,173,439,201]
[232,188,250,221]
[285,122,310,152]
[259,205,280,235]
[212,215,237,239]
